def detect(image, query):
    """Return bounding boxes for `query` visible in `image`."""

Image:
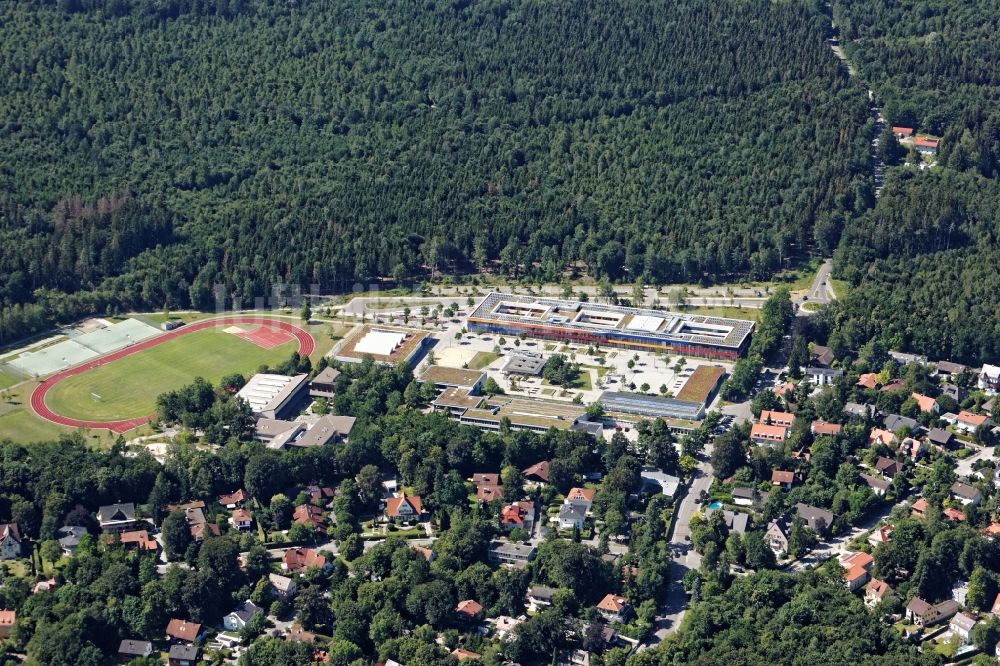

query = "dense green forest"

[832,0,999,136]
[0,0,870,343]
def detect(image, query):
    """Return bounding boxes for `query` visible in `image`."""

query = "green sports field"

[44,328,295,421]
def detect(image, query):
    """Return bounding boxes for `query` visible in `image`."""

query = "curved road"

[31,316,315,433]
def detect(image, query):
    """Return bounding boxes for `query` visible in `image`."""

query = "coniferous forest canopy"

[0,0,871,344]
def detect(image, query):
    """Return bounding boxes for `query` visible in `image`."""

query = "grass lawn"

[829,279,850,300]
[0,370,21,390]
[45,327,296,421]
[0,380,123,445]
[467,351,499,370]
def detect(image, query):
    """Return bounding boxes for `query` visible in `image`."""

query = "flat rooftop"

[336,324,428,364]
[599,390,705,420]
[420,365,485,388]
[675,365,727,404]
[469,292,754,351]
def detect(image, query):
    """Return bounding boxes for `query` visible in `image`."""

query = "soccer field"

[43,327,296,421]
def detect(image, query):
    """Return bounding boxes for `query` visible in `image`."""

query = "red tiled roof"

[958,411,988,427]
[597,593,630,613]
[771,470,794,485]
[914,136,939,148]
[811,420,842,435]
[566,487,596,503]
[292,504,325,528]
[231,508,252,523]
[116,530,158,551]
[522,461,550,482]
[943,507,966,522]
[455,599,483,617]
[283,548,327,572]
[751,423,788,441]
[760,410,795,426]
[911,393,936,413]
[451,648,483,661]
[166,618,201,642]
[385,494,423,518]
[857,373,880,390]
[891,126,913,136]
[219,489,248,505]
[0,610,15,627]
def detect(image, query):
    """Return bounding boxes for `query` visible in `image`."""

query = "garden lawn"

[44,327,295,421]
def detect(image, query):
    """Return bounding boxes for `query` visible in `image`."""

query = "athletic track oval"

[30,317,315,434]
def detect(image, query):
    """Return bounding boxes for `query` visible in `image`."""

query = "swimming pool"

[707,500,723,510]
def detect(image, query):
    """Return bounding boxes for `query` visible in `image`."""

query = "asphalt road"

[648,444,715,644]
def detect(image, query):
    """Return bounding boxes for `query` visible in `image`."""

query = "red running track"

[30,317,315,434]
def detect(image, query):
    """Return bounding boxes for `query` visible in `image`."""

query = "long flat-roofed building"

[236,374,309,419]
[420,365,486,392]
[598,391,705,420]
[468,293,754,360]
[334,324,429,366]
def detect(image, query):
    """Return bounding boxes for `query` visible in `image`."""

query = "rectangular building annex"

[468,293,754,360]
[334,324,429,366]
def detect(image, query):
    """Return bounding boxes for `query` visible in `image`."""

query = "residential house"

[811,420,842,436]
[522,461,550,484]
[842,551,874,592]
[760,410,795,427]
[927,428,954,449]
[451,648,483,662]
[880,379,907,393]
[472,473,503,504]
[0,610,13,639]
[596,594,632,624]
[218,489,248,509]
[309,367,341,398]
[97,503,137,533]
[305,484,336,505]
[869,428,896,447]
[810,344,835,367]
[282,548,328,573]
[558,503,587,531]
[911,499,930,519]
[773,381,797,401]
[905,598,958,627]
[501,502,535,533]
[292,504,326,530]
[914,136,939,154]
[384,494,424,523]
[806,367,842,386]
[412,545,435,562]
[979,364,1000,394]
[167,644,200,666]
[771,470,795,490]
[875,456,902,478]
[898,437,925,459]
[795,503,834,535]
[950,482,982,507]
[565,487,596,512]
[865,579,894,608]
[892,126,913,139]
[115,530,158,552]
[751,423,788,444]
[223,600,263,632]
[765,517,790,557]
[493,615,524,640]
[941,383,966,403]
[118,639,153,661]
[856,374,881,390]
[230,508,253,532]
[57,526,88,555]
[165,619,201,644]
[187,507,220,543]
[991,593,1000,617]
[950,612,978,645]
[268,573,297,601]
[868,524,893,548]
[935,360,968,377]
[0,524,23,560]
[860,474,890,497]
[731,487,765,507]
[488,541,536,567]
[956,410,990,434]
[883,414,919,433]
[982,523,1000,541]
[911,393,938,414]
[706,509,748,534]
[527,586,556,612]
[454,600,483,623]
[943,507,966,522]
